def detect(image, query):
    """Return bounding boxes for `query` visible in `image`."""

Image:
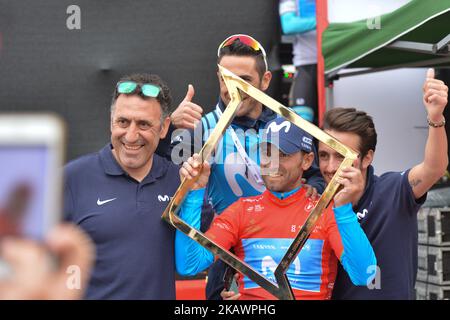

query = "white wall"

[332,68,428,175]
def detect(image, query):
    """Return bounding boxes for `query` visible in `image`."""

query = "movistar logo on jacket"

[241,238,324,292]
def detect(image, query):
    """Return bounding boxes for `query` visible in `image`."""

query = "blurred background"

[0,0,281,161]
[1,0,448,177]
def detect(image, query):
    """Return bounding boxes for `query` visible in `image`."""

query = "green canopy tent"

[317,0,450,113]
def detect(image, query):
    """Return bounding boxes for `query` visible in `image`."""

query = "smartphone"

[0,114,65,241]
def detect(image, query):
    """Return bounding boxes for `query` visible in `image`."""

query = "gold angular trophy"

[162,66,358,300]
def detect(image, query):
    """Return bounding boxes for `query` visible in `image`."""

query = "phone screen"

[0,145,50,240]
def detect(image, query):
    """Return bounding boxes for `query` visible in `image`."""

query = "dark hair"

[111,73,172,119]
[217,39,267,78]
[323,107,377,157]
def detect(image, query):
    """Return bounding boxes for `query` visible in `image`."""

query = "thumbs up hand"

[170,84,204,129]
[184,84,195,103]
[423,68,448,122]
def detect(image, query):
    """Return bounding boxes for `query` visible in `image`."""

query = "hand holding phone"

[0,224,94,299]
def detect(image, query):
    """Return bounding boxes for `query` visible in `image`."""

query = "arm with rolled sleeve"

[329,203,377,285]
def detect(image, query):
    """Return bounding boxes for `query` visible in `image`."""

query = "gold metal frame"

[162,65,358,300]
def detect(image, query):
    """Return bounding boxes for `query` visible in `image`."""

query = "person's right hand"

[0,223,94,300]
[179,153,211,190]
[170,84,203,129]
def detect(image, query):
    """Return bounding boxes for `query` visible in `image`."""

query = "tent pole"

[332,56,450,79]
[317,0,329,126]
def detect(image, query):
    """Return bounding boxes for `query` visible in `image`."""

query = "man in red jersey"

[175,117,376,299]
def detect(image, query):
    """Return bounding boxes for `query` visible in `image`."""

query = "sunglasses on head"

[217,34,268,71]
[116,81,161,98]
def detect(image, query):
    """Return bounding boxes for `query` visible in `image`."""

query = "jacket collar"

[355,165,376,210]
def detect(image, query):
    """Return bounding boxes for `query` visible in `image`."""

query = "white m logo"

[267,121,291,134]
[261,256,277,276]
[158,195,170,202]
[357,209,368,220]
[261,255,301,276]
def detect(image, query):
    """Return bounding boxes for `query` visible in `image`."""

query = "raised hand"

[170,85,204,129]
[423,68,448,124]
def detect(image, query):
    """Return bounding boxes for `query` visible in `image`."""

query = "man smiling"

[64,73,180,299]
[321,69,449,299]
[175,117,376,300]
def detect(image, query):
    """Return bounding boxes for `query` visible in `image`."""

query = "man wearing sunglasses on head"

[169,34,326,299]
[64,73,180,299]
